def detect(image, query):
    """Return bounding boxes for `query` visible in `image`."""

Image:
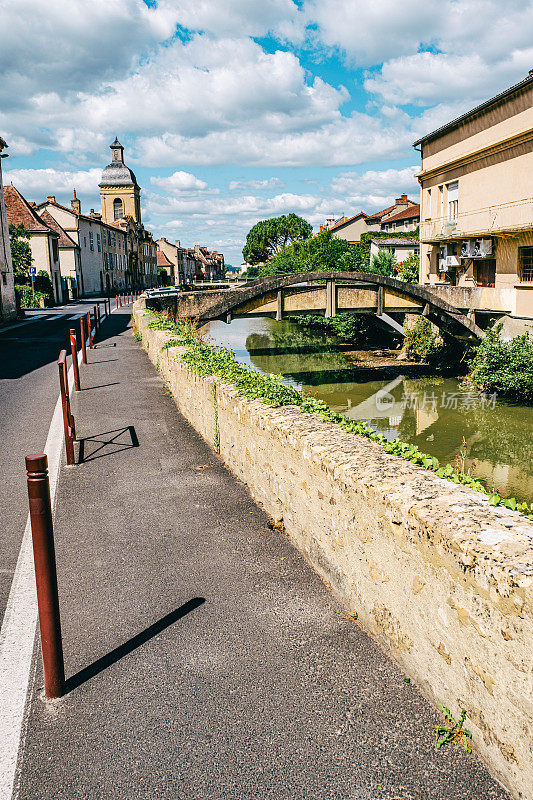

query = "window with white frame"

[447,181,458,221]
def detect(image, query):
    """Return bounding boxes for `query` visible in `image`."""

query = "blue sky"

[2,0,533,265]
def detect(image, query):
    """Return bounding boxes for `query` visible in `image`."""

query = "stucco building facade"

[4,184,62,304]
[414,70,533,322]
[327,196,419,243]
[38,194,128,295]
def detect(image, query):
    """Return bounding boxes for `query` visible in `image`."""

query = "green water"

[201,316,533,505]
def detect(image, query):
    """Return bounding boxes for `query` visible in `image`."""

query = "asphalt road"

[0,298,113,627]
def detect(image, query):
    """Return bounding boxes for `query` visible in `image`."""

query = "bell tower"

[99,138,141,225]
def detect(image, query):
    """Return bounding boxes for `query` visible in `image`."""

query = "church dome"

[99,161,138,187]
[99,138,139,187]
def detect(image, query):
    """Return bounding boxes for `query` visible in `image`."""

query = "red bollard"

[25,454,65,699]
[70,329,81,391]
[87,311,93,349]
[79,315,87,364]
[58,351,76,466]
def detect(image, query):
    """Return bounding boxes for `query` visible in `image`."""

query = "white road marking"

[0,350,80,800]
[0,315,48,334]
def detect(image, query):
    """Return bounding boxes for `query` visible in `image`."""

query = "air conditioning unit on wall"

[461,238,493,259]
[461,240,471,258]
[472,238,493,258]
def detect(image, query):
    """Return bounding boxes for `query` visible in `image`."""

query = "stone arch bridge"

[146,272,485,341]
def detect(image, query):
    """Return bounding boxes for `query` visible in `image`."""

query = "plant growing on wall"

[403,317,443,362]
[143,309,533,519]
[434,706,472,753]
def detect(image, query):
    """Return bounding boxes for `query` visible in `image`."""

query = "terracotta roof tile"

[156,251,173,268]
[381,204,420,224]
[329,211,368,232]
[4,184,56,233]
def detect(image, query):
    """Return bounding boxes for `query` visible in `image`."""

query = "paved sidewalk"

[16,311,508,800]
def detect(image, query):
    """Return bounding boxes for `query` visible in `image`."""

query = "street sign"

[29,267,37,276]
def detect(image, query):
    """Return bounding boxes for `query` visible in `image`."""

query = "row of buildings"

[324,69,533,325]
[156,239,225,285]
[0,138,226,322]
[322,194,421,265]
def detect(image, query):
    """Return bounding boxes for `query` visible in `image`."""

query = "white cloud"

[229,178,286,191]
[365,49,533,107]
[150,171,209,192]
[0,0,179,102]
[137,108,417,168]
[2,167,102,200]
[303,0,443,66]
[166,0,300,38]
[330,166,419,200]
[146,190,320,218]
[0,34,347,162]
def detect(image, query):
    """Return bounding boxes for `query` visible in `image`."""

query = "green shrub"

[394,254,419,284]
[468,326,533,402]
[403,317,442,362]
[370,249,396,277]
[14,284,49,309]
[292,312,394,346]
[35,270,53,294]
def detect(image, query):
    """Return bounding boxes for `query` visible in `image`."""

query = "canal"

[201,316,533,505]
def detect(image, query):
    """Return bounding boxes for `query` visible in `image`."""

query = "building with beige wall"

[370,237,419,263]
[38,207,81,299]
[0,138,16,322]
[414,70,533,322]
[99,138,157,289]
[4,184,62,303]
[99,138,141,224]
[157,237,197,285]
[327,196,419,243]
[38,194,128,295]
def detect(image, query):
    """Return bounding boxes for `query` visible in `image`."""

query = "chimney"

[395,194,409,206]
[71,188,81,215]
[175,240,181,247]
[47,195,56,203]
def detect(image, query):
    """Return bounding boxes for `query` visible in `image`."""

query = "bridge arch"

[148,272,485,341]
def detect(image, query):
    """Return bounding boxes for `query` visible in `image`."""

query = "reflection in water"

[201,316,533,504]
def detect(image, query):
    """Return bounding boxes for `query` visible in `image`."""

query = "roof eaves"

[413,71,533,147]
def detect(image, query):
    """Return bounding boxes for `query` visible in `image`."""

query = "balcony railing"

[420,197,533,242]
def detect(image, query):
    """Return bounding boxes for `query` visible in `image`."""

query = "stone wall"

[134,304,533,800]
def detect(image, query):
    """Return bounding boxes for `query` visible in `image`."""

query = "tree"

[242,214,312,264]
[370,248,397,277]
[394,253,419,284]
[9,224,32,280]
